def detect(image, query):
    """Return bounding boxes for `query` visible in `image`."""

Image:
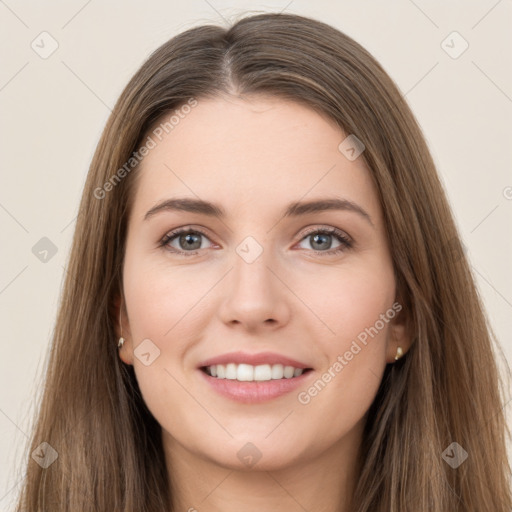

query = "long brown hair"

[14,12,511,511]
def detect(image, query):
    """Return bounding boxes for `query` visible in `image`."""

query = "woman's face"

[119,94,408,471]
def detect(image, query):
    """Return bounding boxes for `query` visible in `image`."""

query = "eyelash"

[159,226,353,257]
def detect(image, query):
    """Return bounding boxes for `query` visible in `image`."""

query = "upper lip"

[198,351,313,369]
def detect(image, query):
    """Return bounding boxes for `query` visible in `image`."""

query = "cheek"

[122,248,220,383]
[305,259,396,345]
[123,248,209,343]
[122,254,200,430]
[294,262,394,420]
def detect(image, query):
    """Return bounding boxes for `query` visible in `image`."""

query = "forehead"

[131,95,380,222]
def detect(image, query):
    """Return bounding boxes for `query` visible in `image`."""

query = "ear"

[386,301,413,363]
[112,292,134,365]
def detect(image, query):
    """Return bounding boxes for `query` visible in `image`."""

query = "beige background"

[1,0,511,508]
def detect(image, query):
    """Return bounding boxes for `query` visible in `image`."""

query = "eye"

[159,225,353,257]
[296,227,353,255]
[159,227,213,256]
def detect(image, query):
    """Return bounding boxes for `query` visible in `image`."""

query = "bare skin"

[116,94,410,512]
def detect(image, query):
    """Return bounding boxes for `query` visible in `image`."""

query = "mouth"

[200,363,314,382]
[196,351,315,402]
[198,364,315,403]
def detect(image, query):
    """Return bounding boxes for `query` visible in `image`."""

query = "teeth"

[205,363,306,381]
[226,363,237,379]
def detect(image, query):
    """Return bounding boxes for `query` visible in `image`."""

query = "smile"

[202,363,312,381]
[198,365,314,404]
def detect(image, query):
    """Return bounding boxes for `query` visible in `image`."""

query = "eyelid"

[298,224,352,241]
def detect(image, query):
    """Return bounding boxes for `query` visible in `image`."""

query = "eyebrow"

[143,197,374,227]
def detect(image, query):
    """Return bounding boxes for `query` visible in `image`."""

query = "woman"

[14,12,511,511]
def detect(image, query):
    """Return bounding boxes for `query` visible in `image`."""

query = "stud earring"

[394,346,404,361]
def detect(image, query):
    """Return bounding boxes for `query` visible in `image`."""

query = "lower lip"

[198,368,313,403]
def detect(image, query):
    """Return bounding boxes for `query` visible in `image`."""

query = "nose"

[217,245,291,332]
